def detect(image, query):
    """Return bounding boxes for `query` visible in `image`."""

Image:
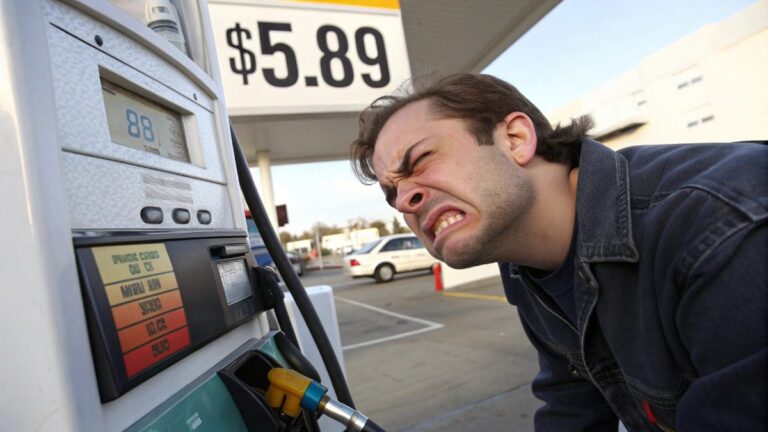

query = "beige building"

[548,0,768,149]
[322,228,380,255]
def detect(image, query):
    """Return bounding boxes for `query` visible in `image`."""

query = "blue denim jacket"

[500,139,768,431]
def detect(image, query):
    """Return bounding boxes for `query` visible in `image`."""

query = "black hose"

[230,123,355,409]
[256,264,299,346]
[362,419,387,432]
[273,297,299,347]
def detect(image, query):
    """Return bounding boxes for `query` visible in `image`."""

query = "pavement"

[304,255,344,270]
[301,269,543,432]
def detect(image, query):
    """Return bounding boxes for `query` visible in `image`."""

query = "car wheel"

[374,263,395,283]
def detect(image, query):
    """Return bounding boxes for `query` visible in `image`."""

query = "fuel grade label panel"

[92,243,190,377]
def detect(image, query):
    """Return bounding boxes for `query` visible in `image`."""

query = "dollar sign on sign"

[226,23,256,85]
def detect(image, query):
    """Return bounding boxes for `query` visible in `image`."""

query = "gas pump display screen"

[217,259,253,305]
[101,79,190,163]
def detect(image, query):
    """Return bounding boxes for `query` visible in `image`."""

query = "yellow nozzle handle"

[266,368,313,417]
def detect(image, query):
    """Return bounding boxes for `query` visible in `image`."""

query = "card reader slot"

[212,244,249,258]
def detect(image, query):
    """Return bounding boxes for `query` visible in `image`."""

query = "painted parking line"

[440,291,508,303]
[332,279,367,289]
[336,296,444,351]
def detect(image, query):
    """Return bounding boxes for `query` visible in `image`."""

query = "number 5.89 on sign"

[226,21,390,89]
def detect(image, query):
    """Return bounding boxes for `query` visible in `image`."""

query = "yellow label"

[104,272,179,306]
[292,0,399,10]
[92,243,174,285]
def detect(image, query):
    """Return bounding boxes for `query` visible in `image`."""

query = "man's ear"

[502,112,537,166]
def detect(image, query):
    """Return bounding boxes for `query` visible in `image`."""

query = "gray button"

[172,208,191,224]
[197,210,212,225]
[140,207,163,224]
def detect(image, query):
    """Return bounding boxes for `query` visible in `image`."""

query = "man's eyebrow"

[394,145,416,176]
[393,138,427,177]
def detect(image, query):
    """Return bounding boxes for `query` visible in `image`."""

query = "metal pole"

[315,230,324,270]
[257,150,279,231]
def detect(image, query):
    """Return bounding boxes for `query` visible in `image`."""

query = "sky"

[251,0,759,235]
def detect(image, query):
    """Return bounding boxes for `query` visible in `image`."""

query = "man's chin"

[437,247,488,269]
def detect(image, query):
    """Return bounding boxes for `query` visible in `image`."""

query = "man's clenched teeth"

[434,211,465,237]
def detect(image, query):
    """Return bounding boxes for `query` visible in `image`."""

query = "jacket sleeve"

[675,222,768,431]
[518,317,619,432]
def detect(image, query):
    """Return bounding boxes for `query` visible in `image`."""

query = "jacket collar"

[575,139,639,263]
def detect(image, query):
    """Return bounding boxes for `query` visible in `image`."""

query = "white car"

[342,234,436,283]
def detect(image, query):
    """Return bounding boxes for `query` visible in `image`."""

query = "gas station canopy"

[225,0,560,166]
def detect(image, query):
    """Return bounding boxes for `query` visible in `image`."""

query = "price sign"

[208,0,411,115]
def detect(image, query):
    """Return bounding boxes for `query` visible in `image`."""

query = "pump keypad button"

[197,210,212,225]
[172,208,191,224]
[140,207,163,224]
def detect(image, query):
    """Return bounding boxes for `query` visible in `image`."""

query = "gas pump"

[0,0,381,430]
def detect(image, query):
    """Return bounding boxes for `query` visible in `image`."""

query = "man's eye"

[412,152,431,169]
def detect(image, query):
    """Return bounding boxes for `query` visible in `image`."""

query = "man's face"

[372,99,534,268]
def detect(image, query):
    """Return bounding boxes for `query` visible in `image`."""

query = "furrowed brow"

[394,143,419,177]
[380,139,426,207]
[395,144,416,176]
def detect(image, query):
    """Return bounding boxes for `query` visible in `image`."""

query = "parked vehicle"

[285,252,306,276]
[245,210,304,276]
[342,234,435,283]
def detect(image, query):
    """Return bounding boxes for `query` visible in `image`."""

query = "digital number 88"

[126,109,155,142]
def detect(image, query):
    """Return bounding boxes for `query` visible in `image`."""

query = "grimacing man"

[350,73,767,431]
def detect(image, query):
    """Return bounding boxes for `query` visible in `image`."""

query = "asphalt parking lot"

[299,268,542,432]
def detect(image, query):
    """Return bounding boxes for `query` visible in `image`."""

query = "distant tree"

[312,222,343,237]
[392,216,410,234]
[368,219,390,236]
[278,231,293,246]
[347,217,367,230]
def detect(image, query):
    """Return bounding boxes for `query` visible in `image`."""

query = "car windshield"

[351,239,382,255]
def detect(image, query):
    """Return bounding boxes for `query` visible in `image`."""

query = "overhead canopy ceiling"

[231,0,560,166]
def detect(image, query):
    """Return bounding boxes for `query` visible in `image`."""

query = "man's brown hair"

[350,73,593,183]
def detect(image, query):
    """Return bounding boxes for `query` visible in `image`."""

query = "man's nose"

[395,181,427,214]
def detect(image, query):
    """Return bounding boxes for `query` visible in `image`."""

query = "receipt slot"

[0,0,292,430]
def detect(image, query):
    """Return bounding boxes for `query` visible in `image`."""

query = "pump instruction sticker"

[92,243,190,378]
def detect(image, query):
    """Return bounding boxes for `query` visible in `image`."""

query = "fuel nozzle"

[266,368,386,432]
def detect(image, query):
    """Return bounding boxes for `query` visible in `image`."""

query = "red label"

[123,326,190,378]
[117,308,188,353]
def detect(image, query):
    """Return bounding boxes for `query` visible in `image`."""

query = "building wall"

[548,0,768,149]
[443,1,767,290]
[442,262,500,290]
[287,239,313,255]
[321,228,380,254]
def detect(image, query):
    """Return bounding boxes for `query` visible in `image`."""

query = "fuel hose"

[230,123,355,409]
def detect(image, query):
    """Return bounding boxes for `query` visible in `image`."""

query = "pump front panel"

[40,0,270,414]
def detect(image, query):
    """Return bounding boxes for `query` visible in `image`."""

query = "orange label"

[111,290,184,330]
[117,308,188,353]
[104,272,179,306]
[123,327,190,378]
